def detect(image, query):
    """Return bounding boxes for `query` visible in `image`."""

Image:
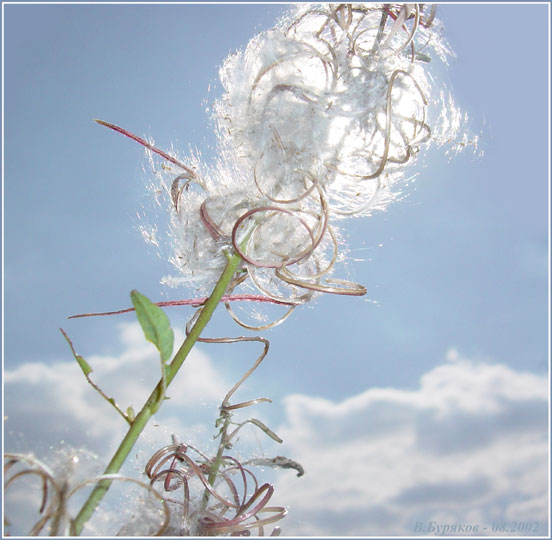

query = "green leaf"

[126,406,136,423]
[61,328,93,376]
[75,355,93,376]
[130,290,174,364]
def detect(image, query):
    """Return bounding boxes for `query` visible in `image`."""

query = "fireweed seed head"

[146,3,468,310]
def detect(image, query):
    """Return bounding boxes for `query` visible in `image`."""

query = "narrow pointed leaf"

[75,355,93,377]
[61,328,93,376]
[131,290,174,364]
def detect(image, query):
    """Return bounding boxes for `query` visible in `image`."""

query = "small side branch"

[60,328,133,424]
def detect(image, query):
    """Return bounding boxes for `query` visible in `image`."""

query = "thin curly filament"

[3,453,171,536]
[185,308,273,412]
[4,453,65,536]
[145,443,286,536]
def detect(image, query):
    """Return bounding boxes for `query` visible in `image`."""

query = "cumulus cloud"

[4,321,259,535]
[270,350,549,536]
[4,336,548,537]
[3,322,230,458]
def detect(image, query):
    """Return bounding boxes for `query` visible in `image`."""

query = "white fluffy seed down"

[146,3,464,300]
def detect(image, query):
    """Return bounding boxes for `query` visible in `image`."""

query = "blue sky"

[3,2,550,536]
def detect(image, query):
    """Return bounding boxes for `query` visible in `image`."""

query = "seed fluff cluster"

[144,3,465,324]
[4,449,170,536]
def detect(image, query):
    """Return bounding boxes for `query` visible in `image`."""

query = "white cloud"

[3,322,241,535]
[4,338,549,537]
[269,350,549,536]
[3,322,230,458]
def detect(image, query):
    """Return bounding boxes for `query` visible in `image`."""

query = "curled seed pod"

[145,441,286,536]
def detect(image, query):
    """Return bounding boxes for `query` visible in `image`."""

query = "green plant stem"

[189,414,230,536]
[202,415,231,506]
[72,251,243,535]
[207,420,230,488]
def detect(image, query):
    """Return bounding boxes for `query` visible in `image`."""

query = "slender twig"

[60,328,132,424]
[94,119,195,178]
[68,294,294,319]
